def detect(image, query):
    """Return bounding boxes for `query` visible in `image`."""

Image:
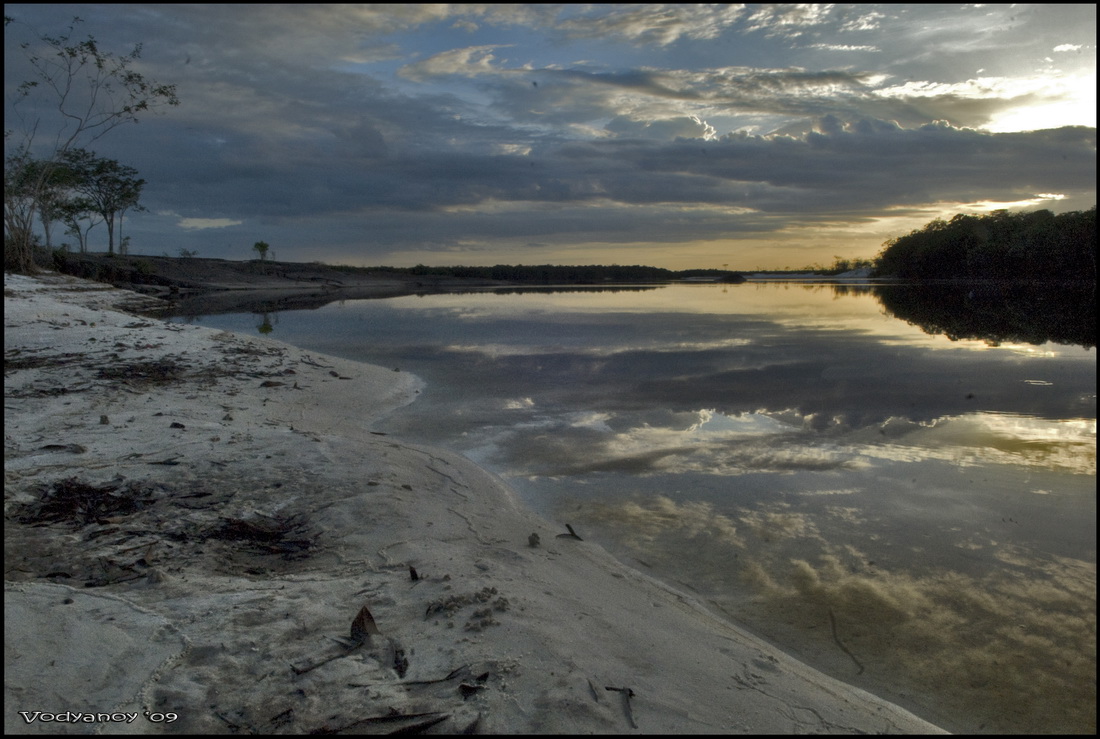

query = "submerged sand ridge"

[4,272,947,734]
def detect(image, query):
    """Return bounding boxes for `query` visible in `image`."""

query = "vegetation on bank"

[873,207,1096,280]
[334,263,749,283]
[339,257,882,282]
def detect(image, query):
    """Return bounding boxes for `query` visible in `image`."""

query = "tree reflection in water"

[872,282,1096,349]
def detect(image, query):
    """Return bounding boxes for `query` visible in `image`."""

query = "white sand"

[4,272,947,735]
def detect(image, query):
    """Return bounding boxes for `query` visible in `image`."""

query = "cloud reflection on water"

[385,293,1094,437]
[572,493,1095,735]
[478,406,1095,481]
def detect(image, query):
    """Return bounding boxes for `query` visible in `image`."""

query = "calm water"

[172,282,1096,733]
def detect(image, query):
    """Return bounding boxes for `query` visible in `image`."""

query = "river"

[171,280,1096,734]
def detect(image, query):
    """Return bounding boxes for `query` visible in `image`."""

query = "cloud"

[604,115,717,140]
[552,4,749,46]
[398,45,513,82]
[173,216,243,230]
[744,4,838,38]
[808,43,880,52]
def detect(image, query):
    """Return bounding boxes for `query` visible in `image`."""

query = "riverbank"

[4,271,947,734]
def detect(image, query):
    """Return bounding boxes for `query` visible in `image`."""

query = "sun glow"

[982,72,1096,132]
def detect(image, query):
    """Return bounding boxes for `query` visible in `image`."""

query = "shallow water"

[172,282,1096,733]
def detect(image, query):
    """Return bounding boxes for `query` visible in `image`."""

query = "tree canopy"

[59,149,145,254]
[874,208,1096,281]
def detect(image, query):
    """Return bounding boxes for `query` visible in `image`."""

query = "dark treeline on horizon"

[873,207,1096,281]
[339,263,742,283]
[36,205,1096,287]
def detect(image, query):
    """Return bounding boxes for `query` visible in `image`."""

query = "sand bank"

[4,272,947,734]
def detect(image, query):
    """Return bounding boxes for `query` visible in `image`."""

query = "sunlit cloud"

[983,82,1096,132]
[875,72,1097,132]
[553,4,748,46]
[175,217,244,230]
[808,43,880,52]
[397,44,512,81]
[744,4,837,38]
[966,194,1067,211]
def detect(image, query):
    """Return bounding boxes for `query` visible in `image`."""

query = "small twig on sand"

[828,609,865,675]
[606,686,637,728]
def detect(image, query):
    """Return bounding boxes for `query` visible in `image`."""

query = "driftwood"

[310,710,449,734]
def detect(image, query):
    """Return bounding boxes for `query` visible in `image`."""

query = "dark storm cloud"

[164,118,1095,222]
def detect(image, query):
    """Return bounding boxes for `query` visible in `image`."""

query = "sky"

[5,4,1096,270]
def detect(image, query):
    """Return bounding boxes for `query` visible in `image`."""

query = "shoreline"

[5,271,947,734]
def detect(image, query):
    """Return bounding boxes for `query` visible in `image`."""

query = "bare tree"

[4,15,178,272]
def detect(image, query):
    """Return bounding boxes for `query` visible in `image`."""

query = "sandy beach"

[4,272,947,735]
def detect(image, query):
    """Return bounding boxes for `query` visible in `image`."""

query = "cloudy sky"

[5,4,1096,269]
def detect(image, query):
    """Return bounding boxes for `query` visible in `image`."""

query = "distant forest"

[338,263,744,283]
[874,207,1096,280]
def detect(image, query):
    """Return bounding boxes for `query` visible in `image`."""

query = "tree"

[4,151,44,256]
[60,194,102,254]
[31,157,81,248]
[4,16,178,272]
[253,240,270,261]
[58,149,144,254]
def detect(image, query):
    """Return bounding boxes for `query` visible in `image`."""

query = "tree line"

[343,264,749,283]
[874,207,1096,281]
[404,263,677,282]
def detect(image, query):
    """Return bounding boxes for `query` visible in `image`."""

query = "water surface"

[173,282,1096,733]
